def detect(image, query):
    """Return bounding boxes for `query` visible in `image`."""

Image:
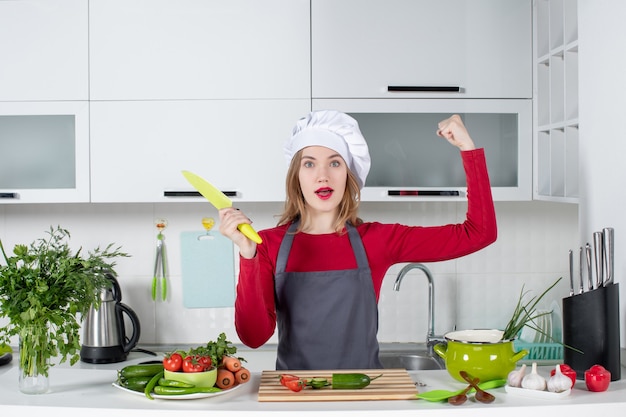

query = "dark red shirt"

[235,149,497,348]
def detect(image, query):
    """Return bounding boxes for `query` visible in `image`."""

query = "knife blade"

[602,227,614,286]
[568,249,574,296]
[585,243,593,291]
[593,231,604,289]
[181,170,262,244]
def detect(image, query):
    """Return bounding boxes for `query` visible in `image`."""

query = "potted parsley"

[0,226,128,394]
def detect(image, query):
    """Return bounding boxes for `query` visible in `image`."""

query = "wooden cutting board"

[258,368,418,402]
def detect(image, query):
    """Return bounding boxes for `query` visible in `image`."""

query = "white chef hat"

[284,110,371,189]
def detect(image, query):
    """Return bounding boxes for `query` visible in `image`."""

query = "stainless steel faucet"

[393,263,446,366]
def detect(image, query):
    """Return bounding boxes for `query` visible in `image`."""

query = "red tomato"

[284,378,305,392]
[163,352,183,372]
[182,355,206,373]
[550,363,577,388]
[198,355,212,370]
[279,374,300,387]
[584,364,611,392]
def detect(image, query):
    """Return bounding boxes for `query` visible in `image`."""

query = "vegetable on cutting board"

[279,373,383,392]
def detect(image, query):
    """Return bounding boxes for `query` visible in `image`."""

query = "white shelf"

[534,0,579,203]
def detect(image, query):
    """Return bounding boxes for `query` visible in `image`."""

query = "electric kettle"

[80,272,141,364]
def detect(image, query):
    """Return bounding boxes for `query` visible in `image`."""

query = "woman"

[219,110,497,370]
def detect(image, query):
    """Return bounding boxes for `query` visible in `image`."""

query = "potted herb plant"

[0,226,128,394]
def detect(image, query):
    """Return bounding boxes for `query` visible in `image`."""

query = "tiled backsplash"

[0,200,578,347]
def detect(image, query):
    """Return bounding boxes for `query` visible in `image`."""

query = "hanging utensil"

[152,219,168,301]
[593,231,604,289]
[602,227,614,286]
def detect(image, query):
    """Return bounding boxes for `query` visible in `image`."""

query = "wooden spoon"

[447,379,477,406]
[459,371,496,403]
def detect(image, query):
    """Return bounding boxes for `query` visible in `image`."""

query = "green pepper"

[158,377,195,388]
[144,370,164,400]
[153,385,222,395]
[331,373,382,389]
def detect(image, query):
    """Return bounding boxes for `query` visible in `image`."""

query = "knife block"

[562,283,621,381]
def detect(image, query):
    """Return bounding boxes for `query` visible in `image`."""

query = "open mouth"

[315,187,334,200]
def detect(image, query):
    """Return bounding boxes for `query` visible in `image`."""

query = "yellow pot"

[433,329,528,383]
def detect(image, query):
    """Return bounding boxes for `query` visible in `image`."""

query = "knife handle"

[585,243,593,291]
[602,227,614,286]
[238,223,263,244]
[593,232,604,289]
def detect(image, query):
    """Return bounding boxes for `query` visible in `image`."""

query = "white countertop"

[1,347,625,417]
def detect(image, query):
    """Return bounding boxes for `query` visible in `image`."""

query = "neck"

[301,210,338,234]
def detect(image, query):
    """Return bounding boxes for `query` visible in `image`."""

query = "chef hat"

[284,110,371,189]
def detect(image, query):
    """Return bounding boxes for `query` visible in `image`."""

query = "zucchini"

[153,385,222,395]
[119,363,164,379]
[331,373,382,389]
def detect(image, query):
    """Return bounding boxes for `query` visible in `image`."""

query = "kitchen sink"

[378,352,444,370]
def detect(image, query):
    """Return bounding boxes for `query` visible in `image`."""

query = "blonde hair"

[277,149,363,234]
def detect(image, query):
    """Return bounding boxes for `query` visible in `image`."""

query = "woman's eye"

[303,161,313,168]
[330,160,341,167]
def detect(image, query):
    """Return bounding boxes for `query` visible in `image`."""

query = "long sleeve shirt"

[234,148,497,348]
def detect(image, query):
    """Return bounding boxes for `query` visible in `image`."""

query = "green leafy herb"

[0,226,129,377]
[189,332,242,367]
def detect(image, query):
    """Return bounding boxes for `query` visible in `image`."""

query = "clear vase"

[18,325,50,394]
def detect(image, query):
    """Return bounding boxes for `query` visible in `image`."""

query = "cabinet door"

[89,0,310,100]
[0,101,90,203]
[90,100,311,203]
[312,0,531,99]
[0,0,88,101]
[313,98,532,201]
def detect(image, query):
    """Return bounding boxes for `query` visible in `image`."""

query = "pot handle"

[116,303,141,353]
[433,343,447,360]
[510,349,529,364]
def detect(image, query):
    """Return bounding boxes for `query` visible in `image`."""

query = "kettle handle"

[116,303,141,353]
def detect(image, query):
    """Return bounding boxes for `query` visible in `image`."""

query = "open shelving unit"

[534,0,579,203]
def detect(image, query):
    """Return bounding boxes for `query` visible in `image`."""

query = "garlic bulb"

[547,364,571,393]
[521,362,547,391]
[507,363,527,387]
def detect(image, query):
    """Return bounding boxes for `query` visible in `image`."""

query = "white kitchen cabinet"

[313,99,532,201]
[0,0,88,101]
[90,100,310,203]
[312,0,532,99]
[0,101,90,203]
[534,0,579,202]
[89,0,310,100]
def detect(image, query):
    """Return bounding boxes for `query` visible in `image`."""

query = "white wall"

[578,0,626,347]
[0,200,578,348]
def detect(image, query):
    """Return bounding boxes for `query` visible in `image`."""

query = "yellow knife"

[181,170,262,244]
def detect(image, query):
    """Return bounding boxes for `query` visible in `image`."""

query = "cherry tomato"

[550,363,577,388]
[182,355,206,373]
[163,352,183,372]
[198,355,212,370]
[585,364,611,392]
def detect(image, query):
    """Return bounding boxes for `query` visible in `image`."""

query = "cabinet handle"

[387,86,461,92]
[388,190,460,196]
[163,190,238,197]
[0,192,18,199]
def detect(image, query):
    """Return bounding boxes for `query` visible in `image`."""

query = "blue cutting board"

[180,231,235,308]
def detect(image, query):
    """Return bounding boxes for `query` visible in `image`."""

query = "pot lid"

[444,329,505,343]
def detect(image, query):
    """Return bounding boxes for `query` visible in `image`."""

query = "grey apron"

[274,221,382,370]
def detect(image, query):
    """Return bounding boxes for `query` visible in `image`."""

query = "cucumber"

[153,385,222,395]
[119,363,164,379]
[331,373,382,389]
[119,376,153,392]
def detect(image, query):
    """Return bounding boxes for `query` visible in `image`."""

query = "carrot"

[234,367,251,384]
[216,367,235,389]
[221,355,241,372]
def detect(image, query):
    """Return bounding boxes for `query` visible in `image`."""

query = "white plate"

[505,384,571,399]
[112,382,241,400]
